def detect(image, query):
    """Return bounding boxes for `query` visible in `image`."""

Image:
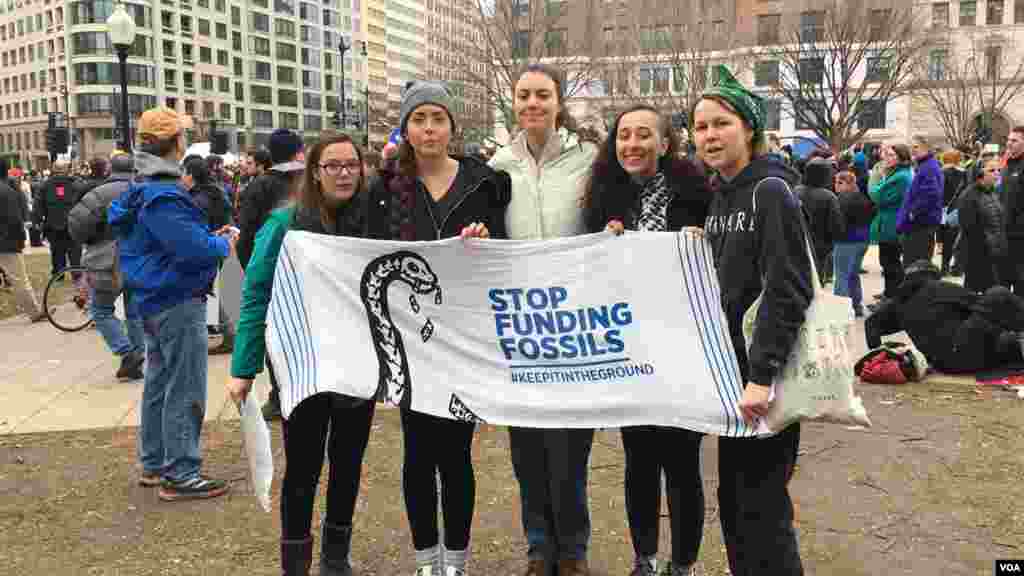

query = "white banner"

[266,231,759,437]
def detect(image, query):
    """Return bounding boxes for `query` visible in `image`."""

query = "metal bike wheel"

[43,266,94,333]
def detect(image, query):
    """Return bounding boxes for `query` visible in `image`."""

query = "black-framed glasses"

[320,161,361,176]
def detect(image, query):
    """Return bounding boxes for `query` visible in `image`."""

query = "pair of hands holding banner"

[604,219,773,425]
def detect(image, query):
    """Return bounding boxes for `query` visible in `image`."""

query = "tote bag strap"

[751,176,822,292]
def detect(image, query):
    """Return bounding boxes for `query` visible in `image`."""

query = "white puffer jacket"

[489,128,597,240]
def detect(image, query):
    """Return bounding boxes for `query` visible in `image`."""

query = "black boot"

[320,522,354,576]
[281,536,313,576]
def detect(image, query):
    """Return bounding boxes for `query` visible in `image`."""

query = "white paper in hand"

[239,393,274,512]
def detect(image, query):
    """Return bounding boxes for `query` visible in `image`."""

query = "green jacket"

[869,165,912,244]
[231,205,294,379]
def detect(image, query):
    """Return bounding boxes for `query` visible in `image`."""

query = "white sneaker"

[445,567,466,576]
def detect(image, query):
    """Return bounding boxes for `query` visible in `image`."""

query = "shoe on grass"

[158,475,229,502]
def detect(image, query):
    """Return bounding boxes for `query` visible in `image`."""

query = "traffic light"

[46,128,59,158]
[211,131,229,155]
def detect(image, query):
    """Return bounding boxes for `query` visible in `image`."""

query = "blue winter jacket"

[108,152,229,318]
[896,154,944,233]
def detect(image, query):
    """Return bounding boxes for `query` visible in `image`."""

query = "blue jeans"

[509,427,593,562]
[833,242,868,313]
[89,286,144,356]
[138,298,209,482]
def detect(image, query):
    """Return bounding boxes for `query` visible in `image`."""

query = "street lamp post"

[334,37,351,130]
[106,1,136,152]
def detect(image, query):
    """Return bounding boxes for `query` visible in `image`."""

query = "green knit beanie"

[696,65,766,137]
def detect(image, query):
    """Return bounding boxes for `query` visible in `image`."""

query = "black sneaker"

[116,350,145,380]
[158,475,230,502]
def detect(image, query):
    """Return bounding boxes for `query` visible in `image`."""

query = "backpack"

[854,342,929,384]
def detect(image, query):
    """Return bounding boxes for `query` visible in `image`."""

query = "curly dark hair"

[582,104,681,231]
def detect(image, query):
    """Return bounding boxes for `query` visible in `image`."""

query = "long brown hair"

[297,132,365,232]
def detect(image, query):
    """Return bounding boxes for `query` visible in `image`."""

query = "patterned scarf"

[636,171,671,232]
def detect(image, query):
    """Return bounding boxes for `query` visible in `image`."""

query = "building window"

[512,0,529,18]
[985,45,1001,79]
[216,22,227,39]
[302,69,320,89]
[219,76,230,92]
[250,60,272,81]
[544,28,567,57]
[300,24,319,44]
[202,101,215,119]
[764,100,781,131]
[183,71,195,90]
[303,92,321,110]
[251,36,271,56]
[251,84,272,104]
[758,14,780,45]
[252,109,273,128]
[961,0,977,25]
[277,65,296,85]
[231,5,241,26]
[201,74,214,91]
[928,49,949,80]
[215,0,226,13]
[865,54,890,82]
[301,47,320,67]
[200,46,212,63]
[275,18,295,38]
[869,9,890,40]
[512,30,530,59]
[180,15,192,34]
[988,0,1005,24]
[799,57,825,83]
[276,41,296,62]
[182,44,193,63]
[274,0,295,16]
[933,2,950,27]
[280,111,299,129]
[1016,0,1024,23]
[858,100,886,129]
[250,12,270,33]
[800,11,825,42]
[796,100,826,130]
[754,60,779,86]
[233,31,243,51]
[304,114,322,131]
[220,102,231,119]
[75,62,154,87]
[217,49,229,66]
[235,83,244,102]
[300,2,318,23]
[198,18,210,36]
[234,56,243,76]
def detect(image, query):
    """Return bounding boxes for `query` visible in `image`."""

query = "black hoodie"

[704,156,814,387]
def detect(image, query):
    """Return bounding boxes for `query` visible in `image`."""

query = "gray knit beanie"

[399,81,455,136]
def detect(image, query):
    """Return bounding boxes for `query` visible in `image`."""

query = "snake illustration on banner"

[359,250,445,409]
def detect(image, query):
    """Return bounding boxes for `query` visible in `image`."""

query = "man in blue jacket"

[109,107,237,502]
[897,135,944,264]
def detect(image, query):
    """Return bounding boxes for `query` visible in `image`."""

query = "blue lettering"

[488,288,508,312]
[611,302,633,325]
[533,311,555,334]
[540,336,560,360]
[519,338,541,359]
[605,330,625,353]
[499,338,518,360]
[559,334,579,358]
[549,286,568,309]
[495,313,512,337]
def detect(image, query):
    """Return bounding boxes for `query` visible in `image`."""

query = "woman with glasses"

[365,81,511,576]
[957,158,1006,292]
[227,133,376,576]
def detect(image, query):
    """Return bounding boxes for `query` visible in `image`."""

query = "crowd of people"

[4,56,1024,576]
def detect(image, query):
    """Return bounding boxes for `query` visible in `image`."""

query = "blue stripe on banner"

[683,234,750,437]
[675,232,734,437]
[268,252,302,411]
[697,239,755,437]
[278,243,318,404]
[274,250,307,408]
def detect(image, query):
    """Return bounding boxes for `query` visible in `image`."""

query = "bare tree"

[765,0,926,151]
[911,29,1024,151]
[589,4,753,143]
[461,0,602,136]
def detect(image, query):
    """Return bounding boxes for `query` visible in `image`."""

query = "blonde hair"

[940,149,961,166]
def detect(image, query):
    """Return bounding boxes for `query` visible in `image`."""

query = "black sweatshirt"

[704,156,814,387]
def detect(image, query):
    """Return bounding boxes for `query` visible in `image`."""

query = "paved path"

[1,246,913,435]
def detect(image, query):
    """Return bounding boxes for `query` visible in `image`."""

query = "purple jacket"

[896,154,944,233]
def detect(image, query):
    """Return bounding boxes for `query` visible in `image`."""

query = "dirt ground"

[1,379,1022,576]
[0,253,67,321]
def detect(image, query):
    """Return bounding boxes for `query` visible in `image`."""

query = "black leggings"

[280,393,375,540]
[400,408,476,551]
[878,242,904,298]
[621,426,705,566]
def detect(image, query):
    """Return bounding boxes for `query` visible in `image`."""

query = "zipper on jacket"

[425,178,488,240]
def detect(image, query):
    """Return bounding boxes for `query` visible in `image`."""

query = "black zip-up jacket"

[366,155,511,241]
[704,156,814,387]
[0,179,27,253]
[33,175,80,232]
[1001,156,1024,243]
[583,157,709,233]
[958,182,1005,292]
[237,170,294,269]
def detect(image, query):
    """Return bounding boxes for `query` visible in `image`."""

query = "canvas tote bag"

[742,177,871,433]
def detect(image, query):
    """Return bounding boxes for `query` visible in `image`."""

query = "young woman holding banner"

[582,104,709,576]
[366,80,511,576]
[489,64,598,576]
[692,65,812,576]
[226,133,375,576]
